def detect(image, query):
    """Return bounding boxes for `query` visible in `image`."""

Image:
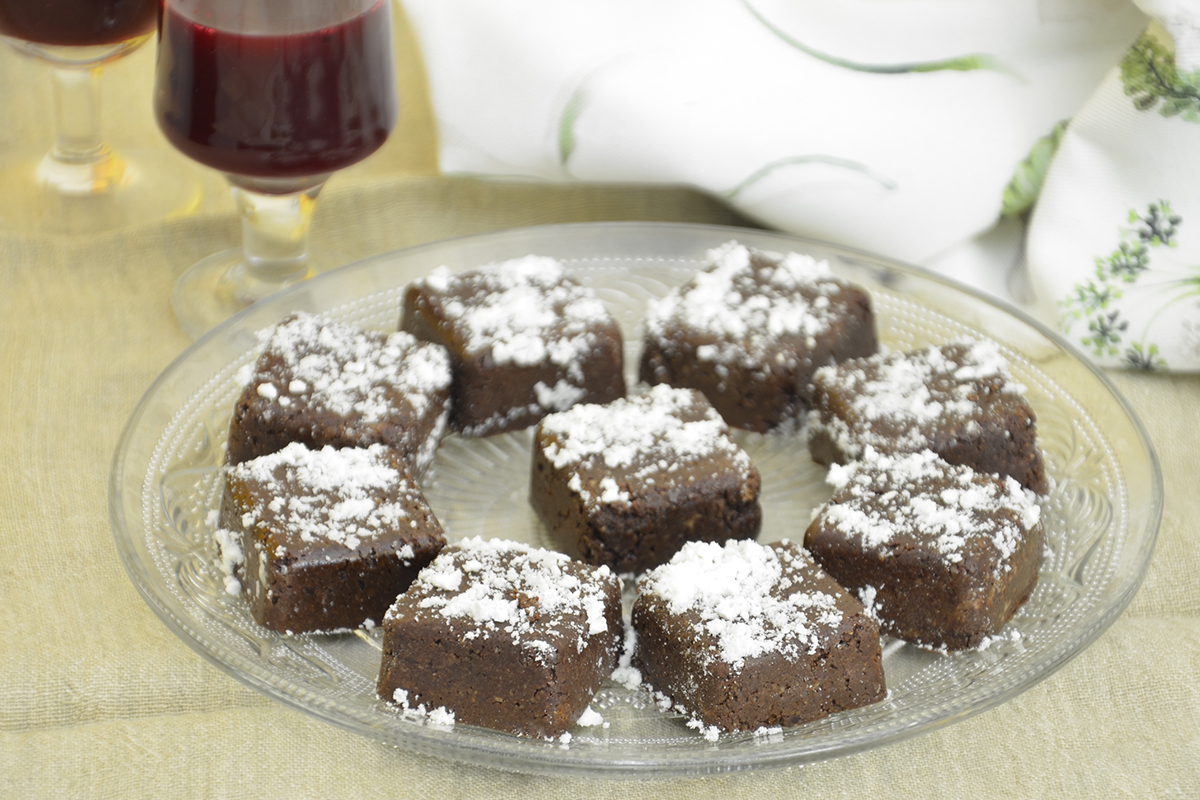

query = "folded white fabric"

[1028,2,1200,371]
[400,0,1200,368]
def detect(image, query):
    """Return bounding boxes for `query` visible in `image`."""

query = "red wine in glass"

[154,0,398,182]
[156,0,398,338]
[0,0,157,46]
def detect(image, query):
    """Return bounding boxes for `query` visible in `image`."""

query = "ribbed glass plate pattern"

[110,223,1161,777]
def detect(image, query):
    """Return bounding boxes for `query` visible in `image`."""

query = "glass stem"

[228,183,324,304]
[38,65,125,194]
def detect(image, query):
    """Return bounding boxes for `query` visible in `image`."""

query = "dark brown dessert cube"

[640,241,876,432]
[401,255,625,436]
[531,385,762,575]
[806,449,1044,650]
[377,537,623,738]
[217,442,445,633]
[631,539,886,734]
[226,313,452,475]
[807,341,1048,494]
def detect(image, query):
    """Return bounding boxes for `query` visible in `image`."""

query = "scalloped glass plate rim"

[109,221,1163,778]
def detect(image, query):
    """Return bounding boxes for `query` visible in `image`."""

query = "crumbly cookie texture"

[531,384,761,574]
[631,539,886,732]
[807,340,1048,494]
[641,240,876,432]
[401,255,625,436]
[218,442,445,634]
[226,312,452,475]
[377,537,623,739]
[806,448,1045,651]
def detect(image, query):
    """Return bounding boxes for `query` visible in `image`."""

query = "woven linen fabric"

[1,5,1198,798]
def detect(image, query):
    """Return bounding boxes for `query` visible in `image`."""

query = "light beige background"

[1,7,1196,797]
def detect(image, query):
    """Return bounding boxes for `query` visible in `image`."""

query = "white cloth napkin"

[1028,2,1200,371]
[400,0,1200,370]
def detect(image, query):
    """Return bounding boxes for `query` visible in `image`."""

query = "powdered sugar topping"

[413,255,612,371]
[229,443,429,552]
[644,241,847,367]
[254,313,451,425]
[389,688,456,728]
[814,449,1041,571]
[539,384,751,478]
[808,341,1026,458]
[392,537,617,664]
[638,540,844,671]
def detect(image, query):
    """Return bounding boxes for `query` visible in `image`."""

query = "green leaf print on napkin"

[1001,121,1069,218]
[557,3,1010,170]
[558,87,585,169]
[1121,29,1200,122]
[724,155,897,199]
[739,0,1014,76]
[1061,201,1186,369]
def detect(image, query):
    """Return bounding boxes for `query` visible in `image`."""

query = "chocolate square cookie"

[401,256,625,436]
[805,449,1044,650]
[641,241,876,432]
[226,313,452,475]
[531,385,761,574]
[377,538,622,738]
[218,443,445,633]
[807,341,1048,494]
[631,539,886,733]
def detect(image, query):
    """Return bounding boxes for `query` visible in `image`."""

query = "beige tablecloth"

[1,9,1197,798]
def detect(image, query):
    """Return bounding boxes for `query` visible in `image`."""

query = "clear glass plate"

[109,222,1162,777]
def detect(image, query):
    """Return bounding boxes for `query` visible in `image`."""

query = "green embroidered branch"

[1134,271,1200,358]
[724,155,897,199]
[1078,310,1128,357]
[1132,201,1181,246]
[1060,201,1183,367]
[1120,30,1200,122]
[1125,341,1167,371]
[1097,240,1150,283]
[1062,280,1121,322]
[739,0,1016,77]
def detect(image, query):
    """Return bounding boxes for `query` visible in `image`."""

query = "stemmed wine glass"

[0,0,204,233]
[155,0,398,339]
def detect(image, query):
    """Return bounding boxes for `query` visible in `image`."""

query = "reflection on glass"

[0,0,203,233]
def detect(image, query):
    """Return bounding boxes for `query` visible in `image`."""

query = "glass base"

[172,247,324,340]
[0,147,203,234]
[5,36,150,67]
